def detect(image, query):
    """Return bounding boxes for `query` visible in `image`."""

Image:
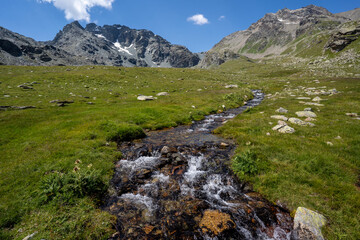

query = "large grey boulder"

[291,207,326,240]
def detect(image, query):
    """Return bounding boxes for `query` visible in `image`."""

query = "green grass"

[214,58,360,239]
[0,65,253,239]
[0,54,359,239]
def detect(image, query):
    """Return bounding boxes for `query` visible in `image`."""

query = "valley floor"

[0,59,359,239]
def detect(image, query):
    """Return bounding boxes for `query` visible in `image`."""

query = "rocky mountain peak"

[1,21,199,67]
[199,5,357,68]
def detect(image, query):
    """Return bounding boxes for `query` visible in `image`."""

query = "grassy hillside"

[0,66,252,239]
[0,58,359,239]
[215,58,360,239]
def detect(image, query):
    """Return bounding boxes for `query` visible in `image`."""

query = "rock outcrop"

[325,22,360,52]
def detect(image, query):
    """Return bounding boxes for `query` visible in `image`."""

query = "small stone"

[266,132,271,136]
[296,111,317,118]
[18,84,33,90]
[246,141,251,146]
[276,107,288,113]
[296,97,311,100]
[225,84,238,89]
[335,136,342,140]
[304,102,324,107]
[312,97,322,102]
[137,95,155,101]
[22,232,38,240]
[327,142,333,146]
[86,102,94,105]
[161,146,171,154]
[49,100,59,103]
[271,115,288,121]
[156,92,169,96]
[345,113,358,117]
[220,142,229,148]
[278,126,295,134]
[4,95,10,98]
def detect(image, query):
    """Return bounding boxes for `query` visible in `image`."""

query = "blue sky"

[0,0,359,52]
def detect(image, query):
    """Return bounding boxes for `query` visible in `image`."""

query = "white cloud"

[187,14,209,25]
[219,16,225,21]
[40,0,114,22]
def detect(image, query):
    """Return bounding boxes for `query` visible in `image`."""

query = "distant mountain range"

[199,5,360,68]
[0,21,200,67]
[1,5,359,68]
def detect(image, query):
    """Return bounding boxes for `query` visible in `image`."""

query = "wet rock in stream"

[106,91,293,239]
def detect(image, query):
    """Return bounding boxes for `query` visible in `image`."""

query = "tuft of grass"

[232,150,259,178]
[99,121,146,142]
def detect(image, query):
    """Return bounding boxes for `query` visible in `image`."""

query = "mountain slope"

[336,8,360,21]
[0,26,89,66]
[199,5,354,68]
[0,22,200,67]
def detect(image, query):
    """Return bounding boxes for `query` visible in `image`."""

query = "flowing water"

[106,90,293,239]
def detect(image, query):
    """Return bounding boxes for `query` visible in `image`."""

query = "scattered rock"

[199,210,235,236]
[289,118,315,127]
[296,97,311,100]
[137,95,155,101]
[4,95,10,98]
[276,107,288,113]
[86,102,94,105]
[312,97,322,102]
[345,113,358,117]
[57,100,74,107]
[225,84,238,89]
[327,142,334,146]
[271,115,288,121]
[296,111,317,118]
[305,117,316,122]
[220,142,229,148]
[156,92,169,96]
[22,232,38,240]
[304,108,312,112]
[278,126,295,134]
[304,102,324,107]
[49,100,59,103]
[0,106,36,110]
[292,207,326,240]
[266,132,271,136]
[335,136,342,140]
[18,84,33,90]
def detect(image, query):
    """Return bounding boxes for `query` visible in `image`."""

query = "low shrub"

[232,150,259,177]
[39,163,107,204]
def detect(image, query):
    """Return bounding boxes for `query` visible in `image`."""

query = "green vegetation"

[0,65,253,239]
[0,41,359,239]
[215,58,360,239]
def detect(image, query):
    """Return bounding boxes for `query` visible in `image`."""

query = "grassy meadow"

[0,58,359,239]
[0,65,252,239]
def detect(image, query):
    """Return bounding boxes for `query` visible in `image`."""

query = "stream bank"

[105,90,293,239]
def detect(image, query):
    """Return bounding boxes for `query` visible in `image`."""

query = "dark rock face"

[0,39,22,57]
[0,22,199,68]
[325,24,360,52]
